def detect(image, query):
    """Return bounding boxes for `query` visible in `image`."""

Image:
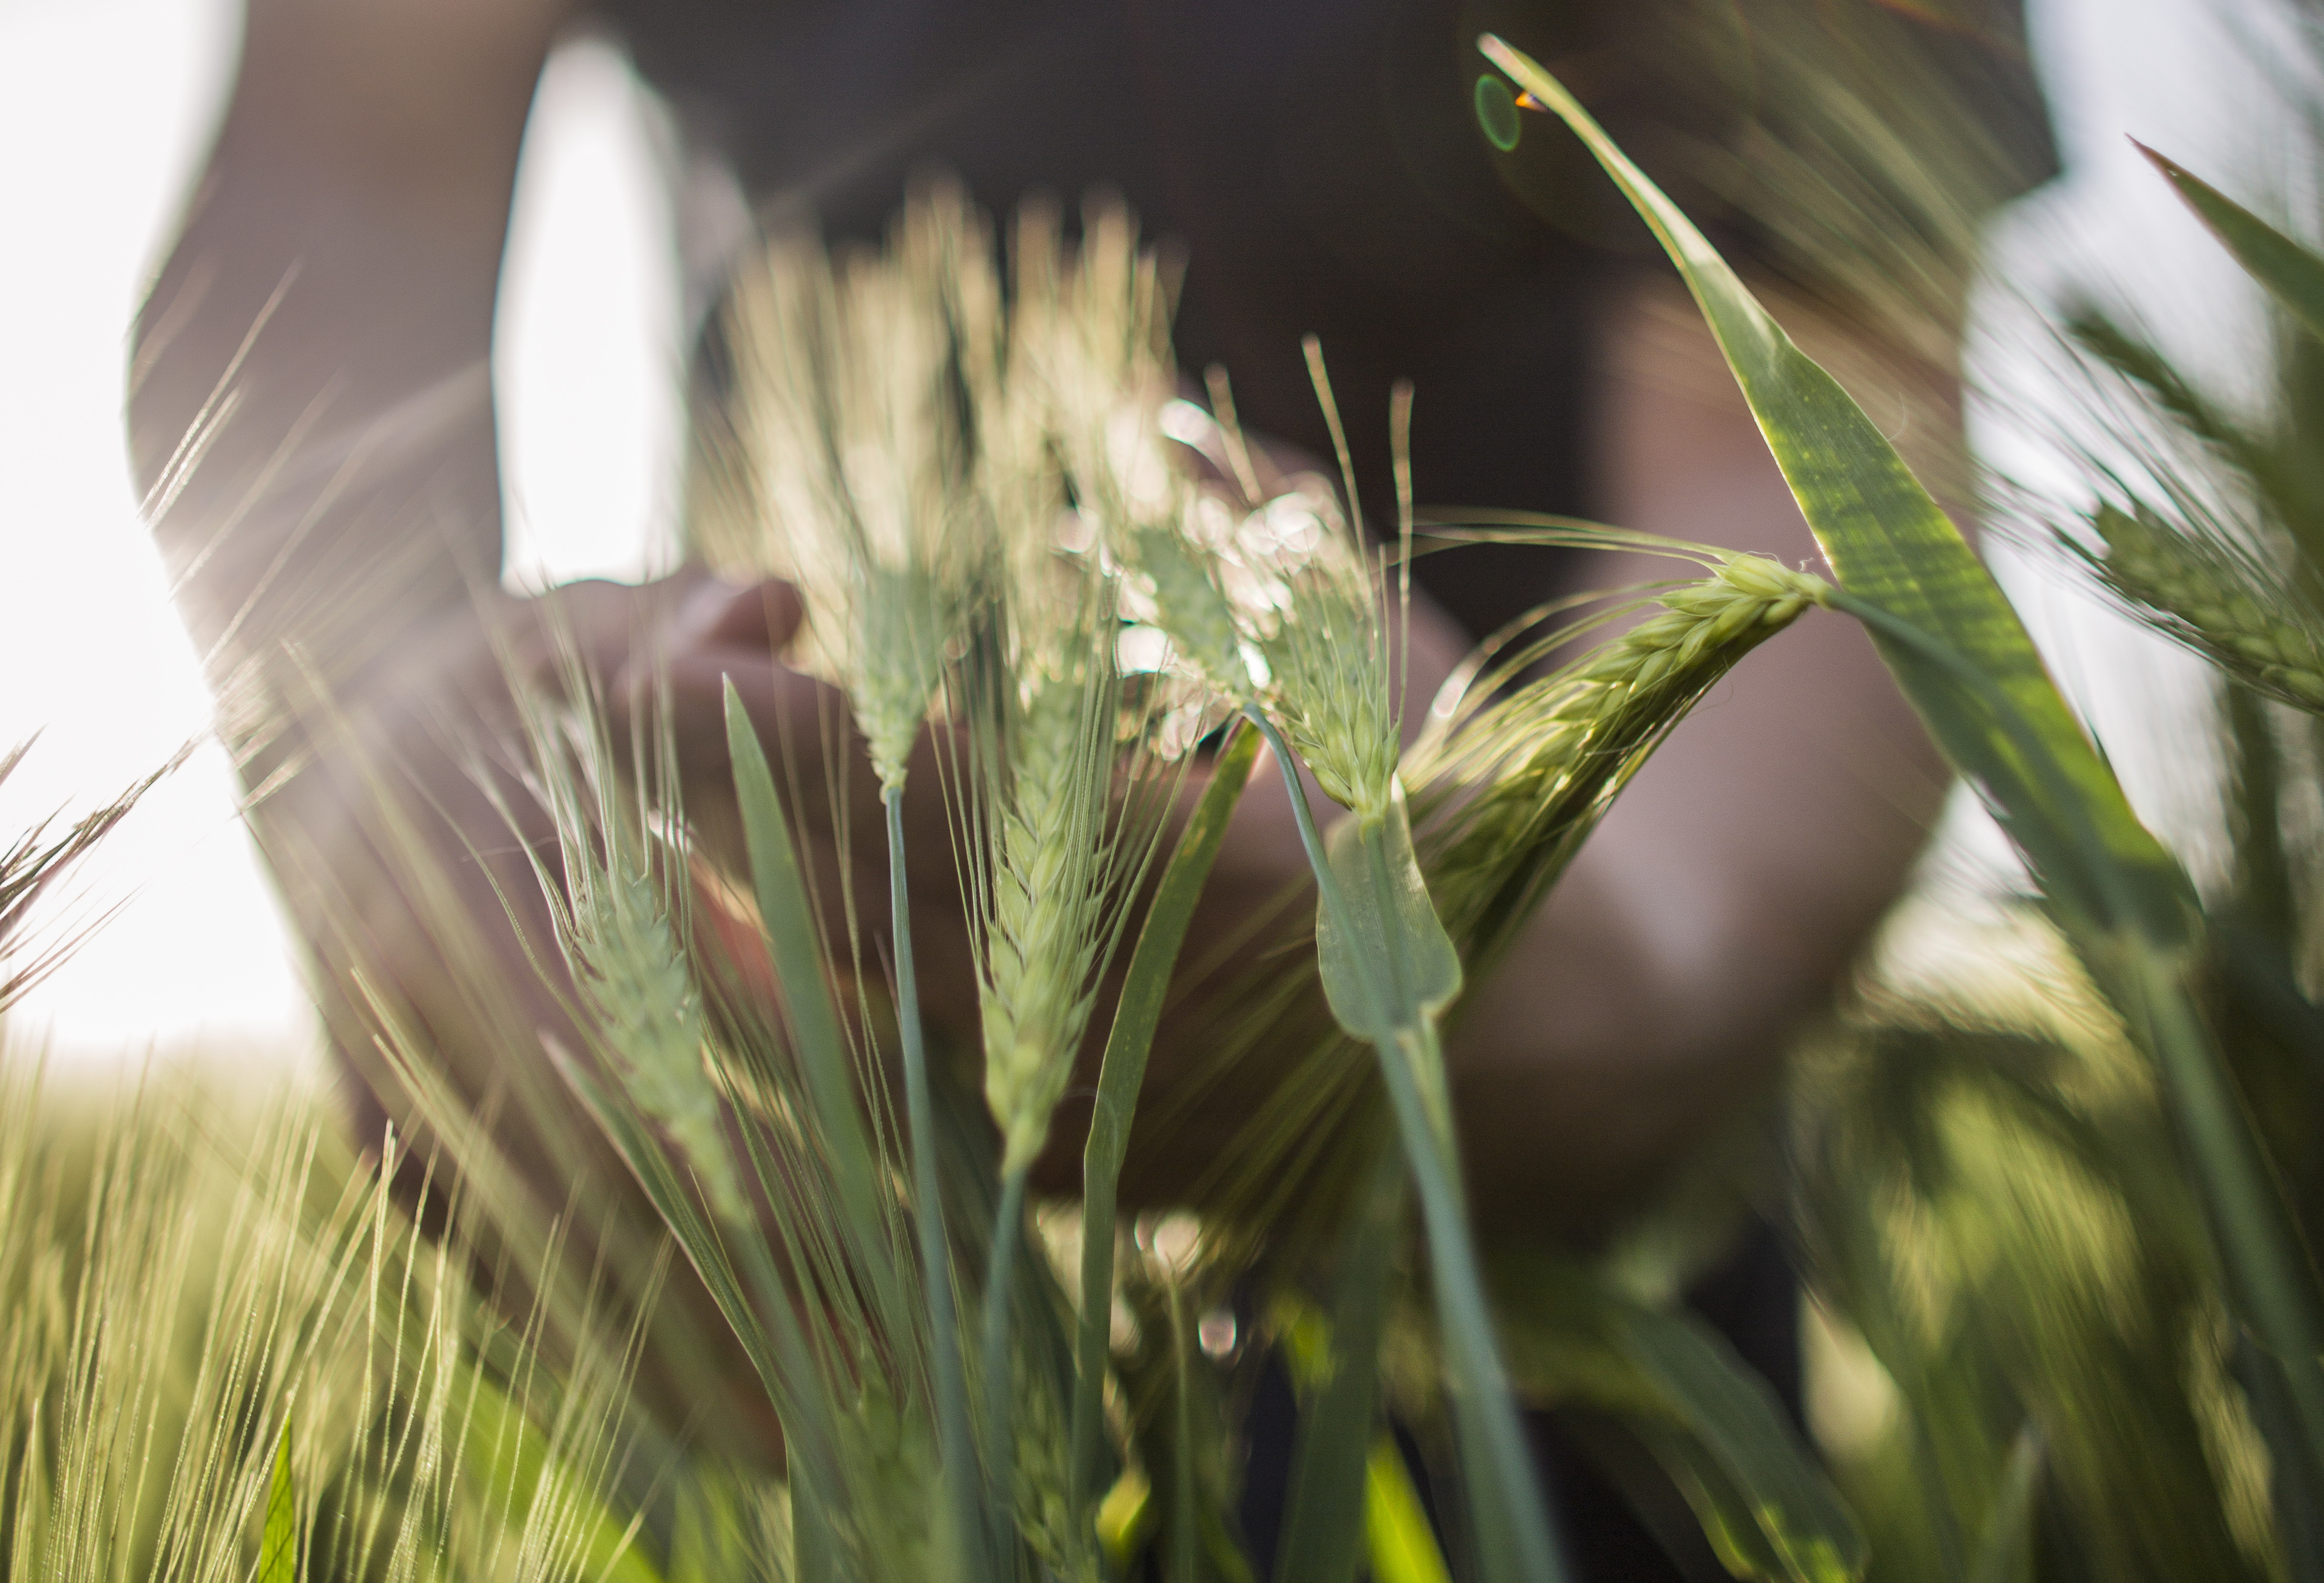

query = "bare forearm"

[130,0,563,704]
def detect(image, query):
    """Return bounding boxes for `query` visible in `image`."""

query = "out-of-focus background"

[0,0,2260,1066]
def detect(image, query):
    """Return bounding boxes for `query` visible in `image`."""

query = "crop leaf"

[260,1419,297,1583]
[1480,32,2324,1520]
[2141,144,2324,348]
[1072,723,1261,1518]
[723,681,905,1330]
[1273,1138,1413,1583]
[1496,1260,1865,1583]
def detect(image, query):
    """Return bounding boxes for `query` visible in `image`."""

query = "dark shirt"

[592,0,2055,640]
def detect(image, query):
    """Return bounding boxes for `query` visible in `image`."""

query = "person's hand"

[599,572,985,1041]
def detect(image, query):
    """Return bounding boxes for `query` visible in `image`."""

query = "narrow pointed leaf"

[1621,1311,1864,1583]
[723,681,897,1300]
[1497,1265,1864,1583]
[2139,143,2324,347]
[459,1377,665,1583]
[1479,33,2186,945]
[1365,1437,1456,1583]
[1074,723,1261,1516]
[260,1419,297,1583]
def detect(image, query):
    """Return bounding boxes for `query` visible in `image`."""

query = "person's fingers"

[679,577,805,654]
[643,647,838,777]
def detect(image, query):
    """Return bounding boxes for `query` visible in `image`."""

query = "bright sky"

[0,0,2271,1061]
[0,2,684,1062]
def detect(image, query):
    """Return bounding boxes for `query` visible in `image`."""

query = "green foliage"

[1488,32,2324,1572]
[1072,723,1262,1516]
[1494,1257,1863,1583]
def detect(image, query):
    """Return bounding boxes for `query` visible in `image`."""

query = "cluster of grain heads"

[2083,502,2324,712]
[510,157,1868,1582]
[709,188,1014,1569]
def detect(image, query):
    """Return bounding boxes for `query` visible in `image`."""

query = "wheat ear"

[2085,503,2324,712]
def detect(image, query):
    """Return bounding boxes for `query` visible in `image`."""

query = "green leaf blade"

[2141,143,2324,347]
[722,680,904,1327]
[260,1419,297,1583]
[1621,1311,1865,1583]
[1273,1139,1410,1583]
[1315,793,1463,1052]
[1499,1267,1865,1583]
[1073,723,1262,1518]
[1477,33,2188,945]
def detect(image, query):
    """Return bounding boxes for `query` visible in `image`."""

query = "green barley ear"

[1129,522,1253,700]
[966,580,1176,1178]
[1415,547,1833,976]
[976,653,1117,1175]
[709,182,1002,792]
[1255,339,1400,822]
[2081,502,2324,712]
[568,856,746,1224]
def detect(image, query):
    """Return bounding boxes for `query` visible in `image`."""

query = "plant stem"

[886,784,982,1581]
[1377,1018,1565,1583]
[1243,705,1564,1583]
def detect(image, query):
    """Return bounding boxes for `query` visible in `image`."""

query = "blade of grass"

[2139,145,2324,347]
[978,1164,1029,1575]
[260,1418,296,1583]
[883,784,985,1582]
[1479,38,2184,940]
[1620,1313,1863,1583]
[1166,1283,1200,1583]
[724,682,905,1332]
[1365,1437,1454,1583]
[1496,1257,1863,1583]
[1072,723,1262,1519]
[455,1374,665,1583]
[1482,31,2324,1522]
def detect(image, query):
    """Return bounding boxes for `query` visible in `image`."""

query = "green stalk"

[979,1164,1029,1569]
[1244,707,1566,1583]
[1166,1283,1200,1583]
[886,784,982,1580]
[1379,1017,1561,1583]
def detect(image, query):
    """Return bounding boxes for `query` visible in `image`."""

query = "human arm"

[129,0,568,704]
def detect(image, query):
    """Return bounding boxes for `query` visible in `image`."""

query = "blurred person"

[127,0,2053,1569]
